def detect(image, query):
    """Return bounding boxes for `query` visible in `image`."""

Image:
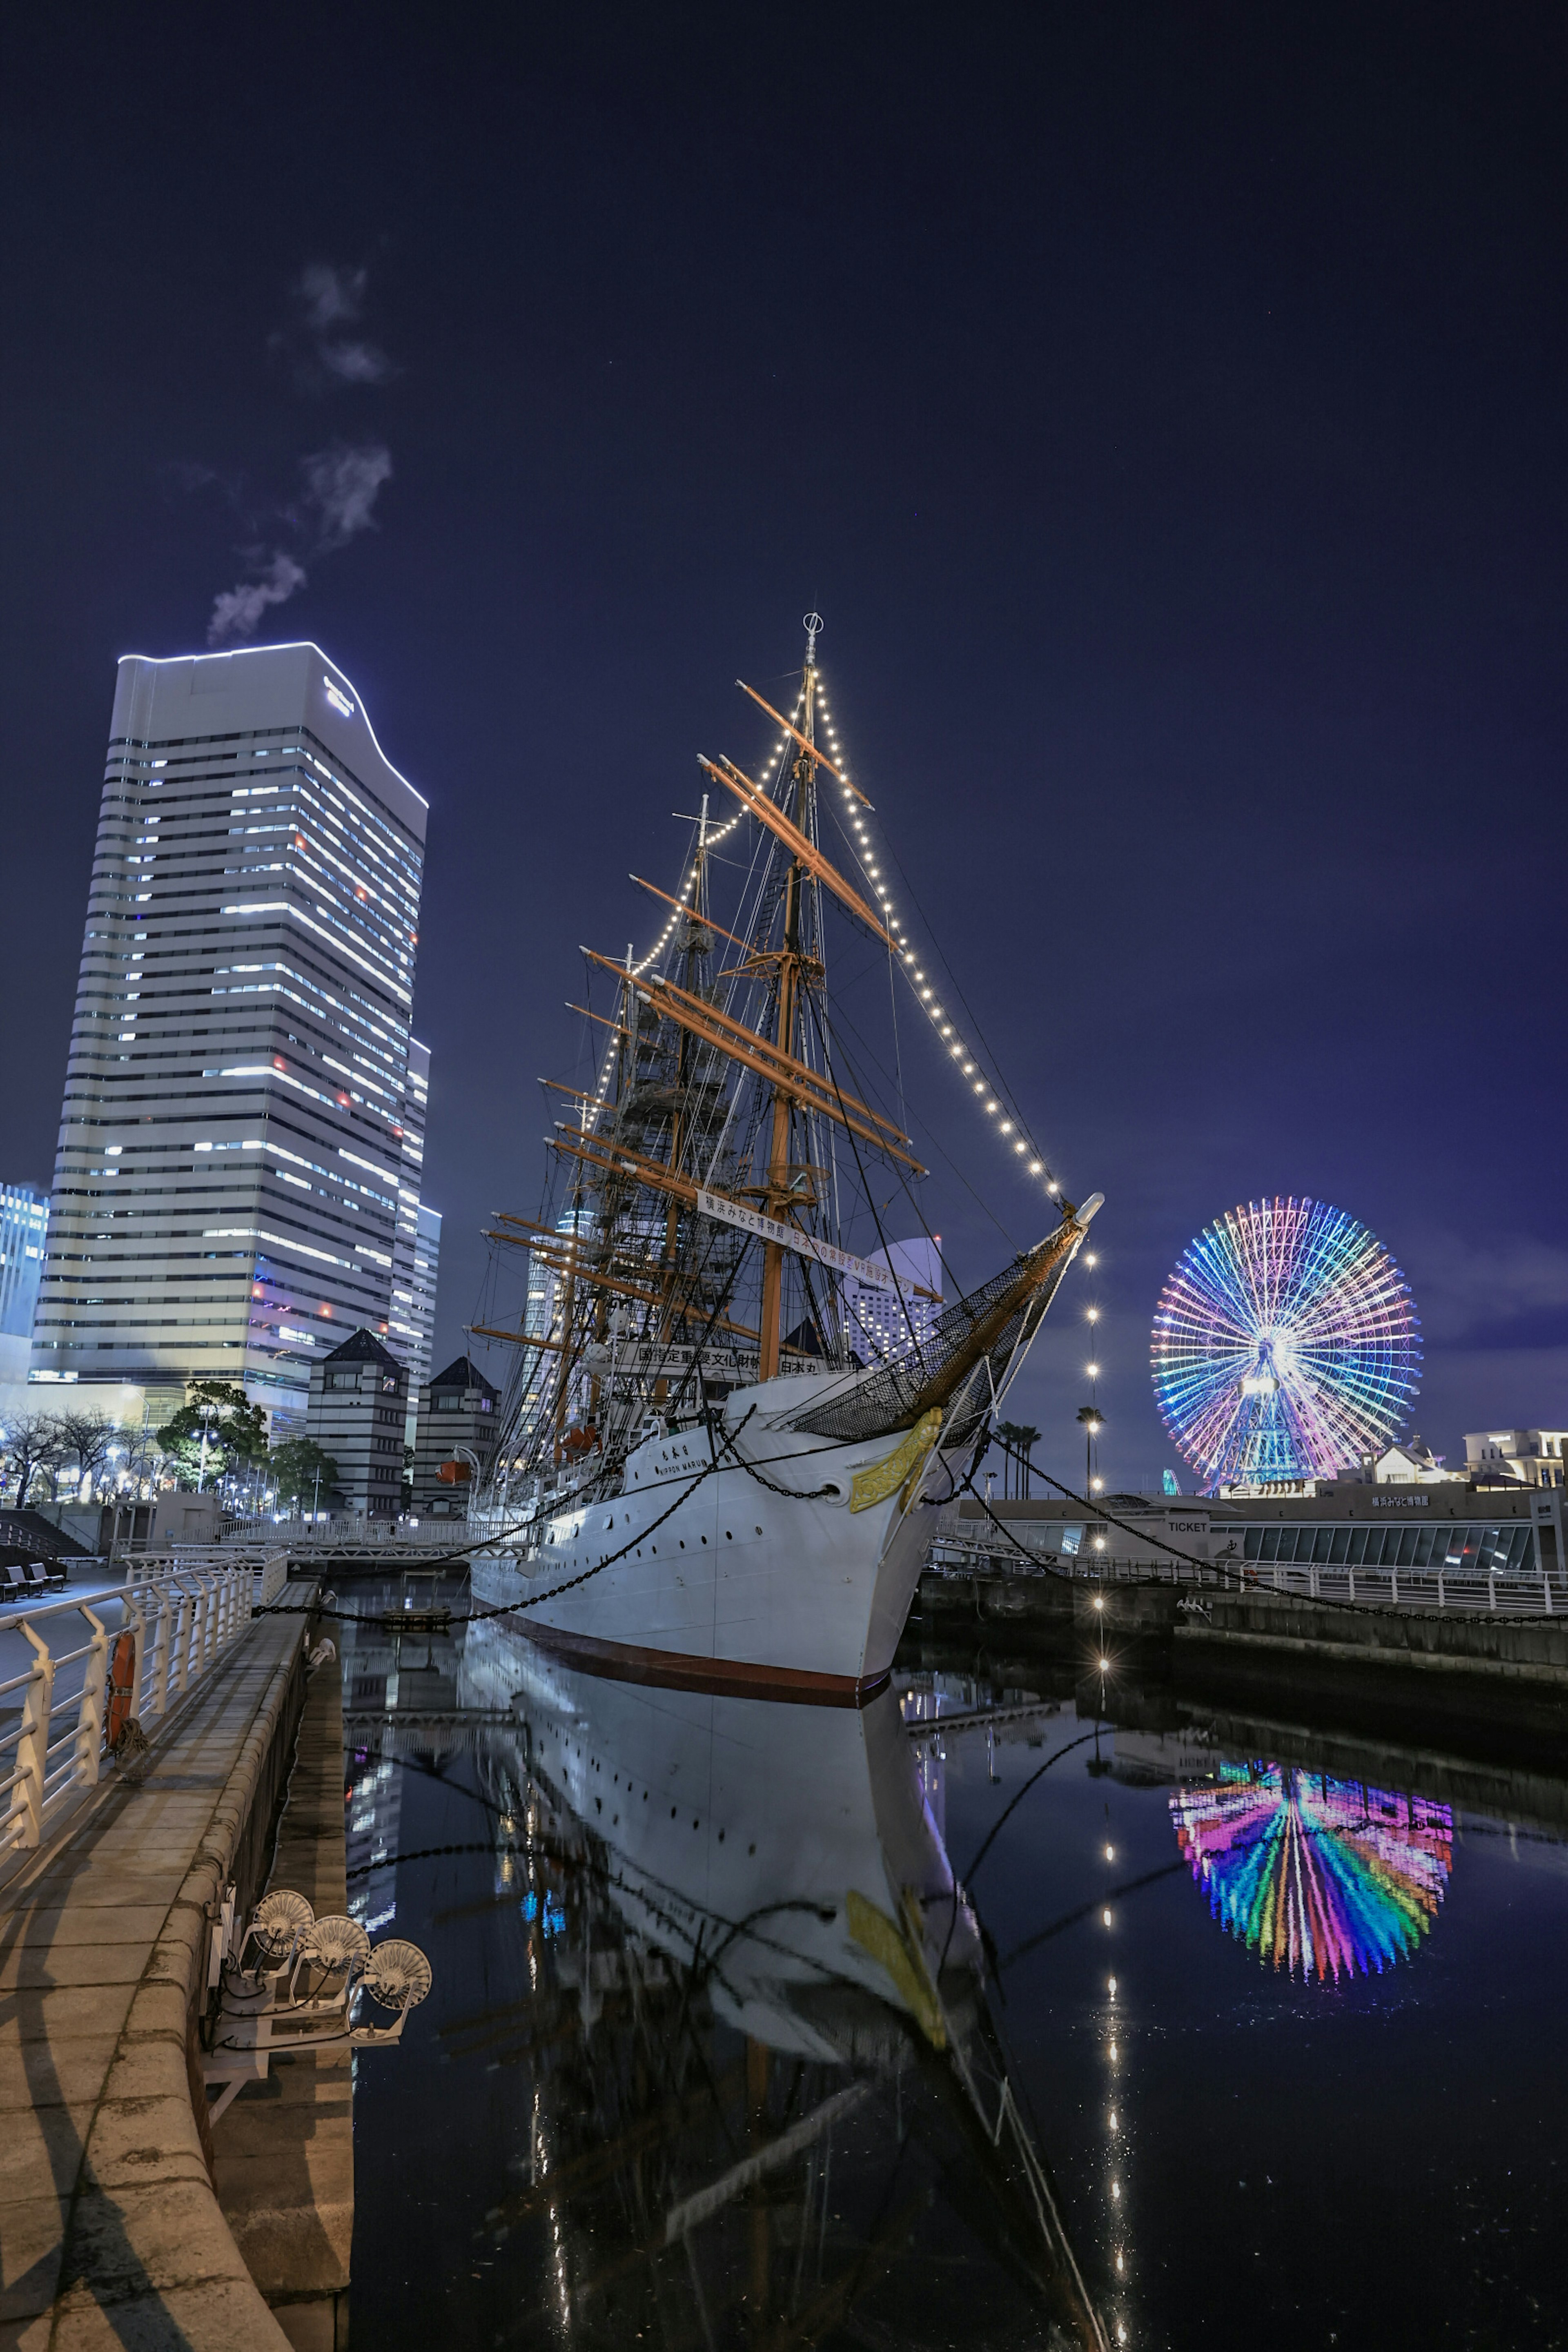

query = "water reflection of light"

[1171,1764,1452,1980]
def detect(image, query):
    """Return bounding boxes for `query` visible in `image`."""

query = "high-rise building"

[841,1236,944,1366]
[513,1206,592,1448]
[0,1183,49,1397]
[30,644,430,1432]
[387,1036,440,1433]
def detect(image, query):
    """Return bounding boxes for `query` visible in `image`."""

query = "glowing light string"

[575,670,1071,1215]
[813,674,1065,1204]
[1152,1197,1421,1490]
[1171,1764,1452,1981]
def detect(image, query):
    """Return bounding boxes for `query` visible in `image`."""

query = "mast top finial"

[802,611,824,664]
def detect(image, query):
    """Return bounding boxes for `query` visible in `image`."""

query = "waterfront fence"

[0,1564,251,1856]
[924,1532,1566,1617]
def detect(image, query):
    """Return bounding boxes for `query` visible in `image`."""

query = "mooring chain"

[956,1460,1514,1625]
[261,1409,761,1628]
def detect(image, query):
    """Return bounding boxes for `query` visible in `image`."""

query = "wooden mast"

[757,644,819,1379]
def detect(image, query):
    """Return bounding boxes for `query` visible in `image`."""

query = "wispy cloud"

[200,262,398,644]
[283,261,396,389]
[206,442,392,643]
[207,552,309,645]
[298,262,366,329]
[318,340,395,384]
[302,442,394,551]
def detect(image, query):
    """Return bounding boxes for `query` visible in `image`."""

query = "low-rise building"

[306,1329,409,1524]
[1465,1429,1568,1490]
[411,1355,499,1520]
[933,1478,1565,1584]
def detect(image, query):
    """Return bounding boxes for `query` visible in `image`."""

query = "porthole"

[701,1534,708,1545]
[725,1530,733,1540]
[679,1539,685,1550]
[755,1526,763,1536]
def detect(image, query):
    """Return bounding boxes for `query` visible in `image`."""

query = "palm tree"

[994,1419,1042,1500]
[1076,1404,1103,1496]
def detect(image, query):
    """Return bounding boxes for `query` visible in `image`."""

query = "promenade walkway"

[0,1606,309,2349]
[214,1637,352,2348]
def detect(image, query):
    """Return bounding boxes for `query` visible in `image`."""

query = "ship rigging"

[464,616,1100,1697]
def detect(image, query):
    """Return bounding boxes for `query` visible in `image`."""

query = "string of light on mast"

[573,659,1070,1214]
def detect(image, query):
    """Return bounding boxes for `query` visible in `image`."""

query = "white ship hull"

[458,1628,980,2051]
[472,1372,954,1700]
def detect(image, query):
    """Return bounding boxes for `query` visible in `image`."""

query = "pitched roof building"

[306,1327,408,1522]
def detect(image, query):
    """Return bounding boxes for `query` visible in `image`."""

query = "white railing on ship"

[0,1565,251,1857]
[924,1535,1566,1617]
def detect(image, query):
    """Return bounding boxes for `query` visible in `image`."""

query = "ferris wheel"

[1152,1197,1421,1490]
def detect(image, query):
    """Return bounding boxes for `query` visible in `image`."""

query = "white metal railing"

[0,1565,252,1857]
[924,1534,1568,1618]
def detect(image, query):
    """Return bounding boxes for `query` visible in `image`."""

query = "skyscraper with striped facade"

[29,643,434,1434]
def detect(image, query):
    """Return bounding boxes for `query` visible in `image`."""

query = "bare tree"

[0,1414,66,1509]
[53,1411,117,1499]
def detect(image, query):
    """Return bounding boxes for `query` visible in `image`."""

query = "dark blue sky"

[3,4,1564,1486]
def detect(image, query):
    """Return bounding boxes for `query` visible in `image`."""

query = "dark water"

[337,1580,1568,2350]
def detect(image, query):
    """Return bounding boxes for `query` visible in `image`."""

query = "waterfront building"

[412,1354,499,1519]
[1465,1428,1568,1490]
[305,1326,408,1521]
[29,644,430,1435]
[935,1479,1566,1582]
[0,1184,48,1396]
[841,1236,943,1366]
[1221,1436,1463,1495]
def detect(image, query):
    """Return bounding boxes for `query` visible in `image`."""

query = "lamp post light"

[1076,1405,1104,1496]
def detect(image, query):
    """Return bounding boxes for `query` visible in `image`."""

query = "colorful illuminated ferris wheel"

[1151,1197,1421,1490]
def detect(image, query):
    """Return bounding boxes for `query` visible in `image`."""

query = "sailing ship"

[470,615,1101,1697]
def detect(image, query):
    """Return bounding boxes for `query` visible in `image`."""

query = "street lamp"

[1076,1405,1104,1496]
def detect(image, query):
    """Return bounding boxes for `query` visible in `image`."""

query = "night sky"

[4,6,1564,1488]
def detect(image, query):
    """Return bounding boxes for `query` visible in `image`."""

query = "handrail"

[924,1532,1568,1618]
[0,1564,252,1858]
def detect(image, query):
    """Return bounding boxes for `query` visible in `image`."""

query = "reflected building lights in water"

[346,1752,401,1934]
[1170,1764,1453,1980]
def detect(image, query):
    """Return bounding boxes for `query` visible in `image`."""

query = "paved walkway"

[215,1642,352,2350]
[0,1608,309,2349]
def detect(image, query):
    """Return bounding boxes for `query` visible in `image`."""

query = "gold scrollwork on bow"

[849,1408,942,1515]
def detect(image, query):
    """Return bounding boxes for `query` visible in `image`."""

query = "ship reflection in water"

[1170,1765,1453,1981]
[451,1612,1109,2350]
[341,1586,1568,2351]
